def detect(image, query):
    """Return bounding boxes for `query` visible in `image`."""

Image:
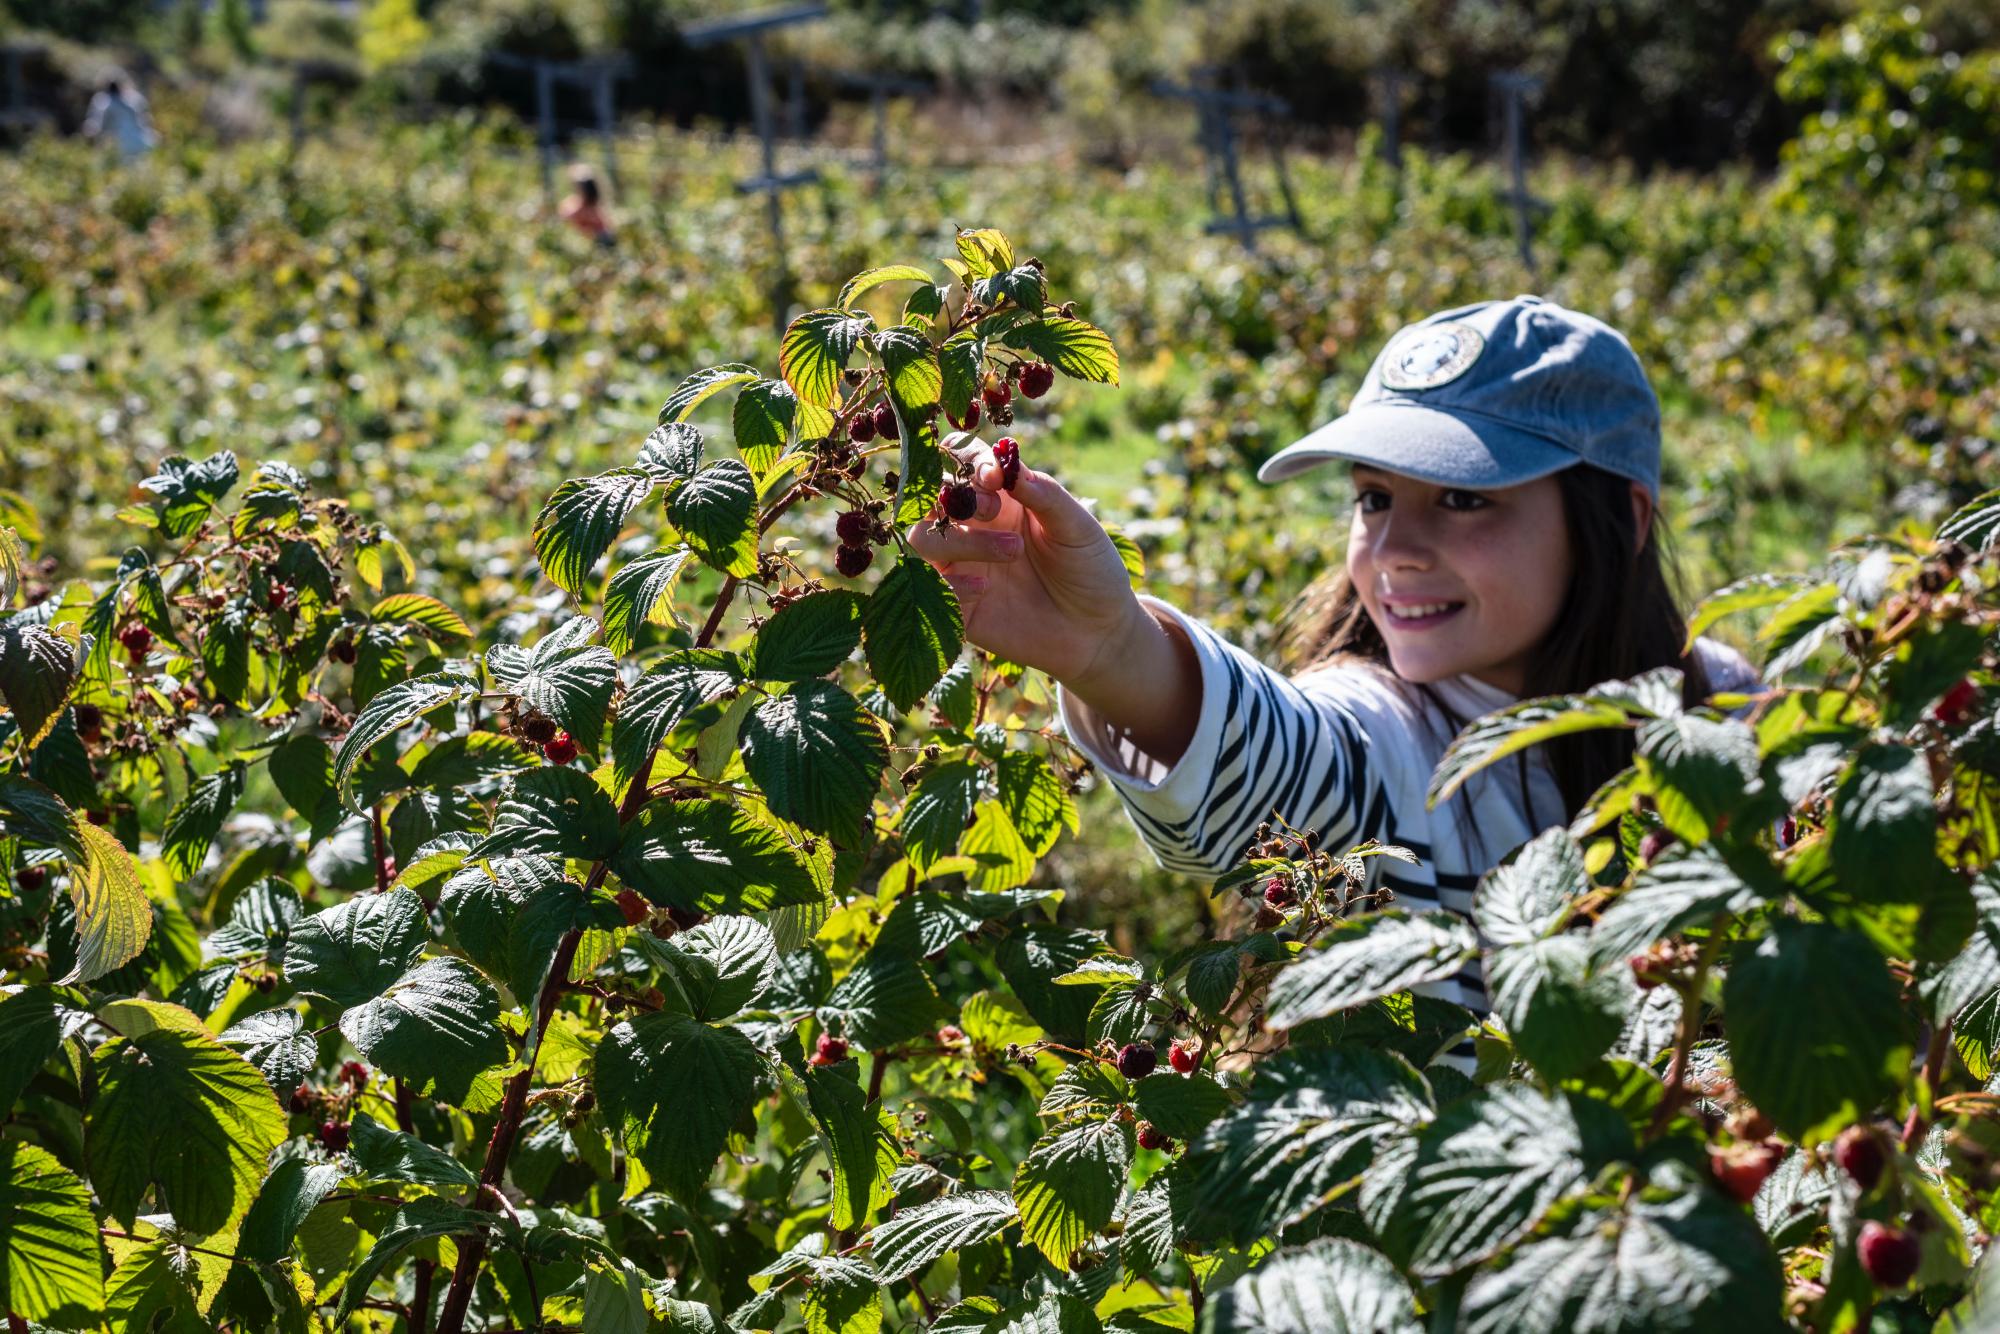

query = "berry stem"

[1648,923,1728,1141]
[1901,1018,1953,1150]
[369,805,393,894]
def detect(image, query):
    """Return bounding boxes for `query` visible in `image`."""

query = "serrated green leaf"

[1263,911,1478,1030]
[610,649,744,789]
[0,620,78,751]
[348,1113,479,1188]
[667,459,759,578]
[487,620,618,746]
[338,957,508,1105]
[752,590,866,681]
[236,1158,343,1265]
[0,1140,103,1324]
[62,819,153,986]
[824,953,947,1049]
[863,555,962,712]
[838,265,935,309]
[780,309,875,409]
[867,1188,1016,1282]
[218,1007,319,1093]
[534,470,659,598]
[803,1064,898,1232]
[474,765,620,862]
[1203,1237,1421,1334]
[1013,1120,1131,1268]
[740,680,888,846]
[604,546,694,655]
[334,671,478,787]
[639,421,706,483]
[613,797,822,914]
[898,758,983,874]
[660,364,761,425]
[1429,696,1635,809]
[1000,317,1119,384]
[733,377,799,475]
[161,761,247,880]
[595,1011,770,1202]
[284,887,428,1007]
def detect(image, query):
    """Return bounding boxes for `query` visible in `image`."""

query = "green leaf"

[740,680,889,847]
[1000,317,1120,384]
[897,758,983,873]
[137,451,239,537]
[284,887,428,1007]
[334,670,478,787]
[801,1254,883,1334]
[1832,743,1948,898]
[1636,714,1760,842]
[62,819,154,985]
[863,555,962,711]
[369,592,471,641]
[752,590,866,681]
[161,761,247,880]
[837,265,935,308]
[603,546,694,655]
[1202,1238,1421,1334]
[486,622,618,746]
[1722,922,1911,1141]
[1134,1072,1233,1141]
[334,1198,497,1323]
[610,650,745,789]
[780,309,875,408]
[1588,849,1769,969]
[0,986,79,1114]
[1263,911,1479,1030]
[1186,1047,1432,1244]
[646,915,778,1021]
[474,766,620,862]
[733,377,800,475]
[803,1064,898,1231]
[406,731,536,791]
[639,421,706,483]
[1681,573,1815,649]
[1013,1119,1132,1267]
[867,1189,1016,1282]
[1459,1169,1785,1334]
[0,620,78,750]
[954,227,1014,277]
[236,1158,343,1265]
[218,1008,319,1093]
[201,598,254,702]
[970,263,1046,312]
[660,364,761,424]
[667,459,759,577]
[823,953,947,1049]
[0,1141,104,1325]
[996,752,1076,856]
[348,1113,479,1188]
[339,957,508,1105]
[938,332,984,418]
[1429,696,1635,808]
[595,1012,770,1202]
[88,1013,288,1232]
[614,797,822,914]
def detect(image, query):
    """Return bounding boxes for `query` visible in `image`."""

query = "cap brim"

[1256,402,1580,489]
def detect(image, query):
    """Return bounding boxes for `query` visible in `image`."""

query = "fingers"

[907,519,1023,565]
[945,432,1104,547]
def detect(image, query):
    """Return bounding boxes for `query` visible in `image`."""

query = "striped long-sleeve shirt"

[1055,594,1762,1025]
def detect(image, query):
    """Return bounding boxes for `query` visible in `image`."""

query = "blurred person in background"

[82,76,159,162]
[558,164,617,249]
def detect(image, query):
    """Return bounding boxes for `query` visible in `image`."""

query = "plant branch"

[1648,923,1728,1140]
[1902,1019,1954,1151]
[370,804,392,893]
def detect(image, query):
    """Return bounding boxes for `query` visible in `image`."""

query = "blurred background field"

[3,0,1997,956]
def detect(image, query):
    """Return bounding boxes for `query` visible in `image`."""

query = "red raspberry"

[1834,1125,1886,1191]
[85,809,109,826]
[947,399,982,431]
[521,714,558,744]
[1707,1141,1785,1203]
[937,1025,965,1044]
[1628,954,1666,991]
[942,483,978,522]
[993,437,1021,490]
[1019,362,1056,399]
[319,1120,350,1152]
[117,622,152,662]
[1115,1043,1157,1079]
[288,1085,311,1113]
[1136,1121,1171,1151]
[339,1060,368,1088]
[847,414,876,445]
[329,637,357,665]
[812,1033,849,1066]
[836,511,873,546]
[616,888,649,927]
[835,544,873,578]
[1169,1038,1200,1074]
[983,379,1011,411]
[1779,815,1797,848]
[266,582,292,613]
[1858,1221,1920,1288]
[543,731,578,765]
[15,865,46,892]
[73,703,102,744]
[873,403,899,440]
[1935,678,1980,728]
[1263,877,1296,909]
[1639,829,1675,864]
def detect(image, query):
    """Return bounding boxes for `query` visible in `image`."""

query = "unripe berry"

[1639,829,1675,863]
[1263,876,1296,909]
[836,511,873,546]
[319,1119,350,1152]
[1137,1121,1171,1151]
[1707,1141,1784,1203]
[813,1033,849,1066]
[1834,1125,1886,1191]
[1935,678,1980,728]
[616,888,649,927]
[942,483,978,522]
[1628,953,1666,990]
[254,972,276,993]
[938,1024,965,1044]
[1858,1221,1920,1288]
[992,437,1021,491]
[1115,1043,1157,1079]
[15,865,46,892]
[542,730,578,765]
[873,403,899,440]
[848,414,876,444]
[1169,1038,1200,1074]
[983,378,1010,411]
[835,544,874,578]
[1019,362,1055,399]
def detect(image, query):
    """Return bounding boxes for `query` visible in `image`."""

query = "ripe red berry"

[983,379,1011,411]
[1263,877,1296,909]
[288,1085,311,1113]
[1019,362,1056,399]
[835,511,872,546]
[947,398,982,431]
[847,414,876,444]
[340,1060,368,1088]
[15,865,47,891]
[1169,1038,1200,1074]
[873,403,899,440]
[1935,678,1980,729]
[85,808,109,826]
[1707,1141,1785,1203]
[319,1120,350,1152]
[615,888,649,927]
[266,581,292,613]
[542,731,578,765]
[1137,1121,1171,1151]
[73,703,102,744]
[1628,954,1665,991]
[1834,1125,1886,1191]
[993,437,1021,491]
[1858,1221,1921,1288]
[1779,815,1797,848]
[938,1024,965,1044]
[1115,1043,1157,1079]
[942,483,979,522]
[329,637,357,665]
[813,1033,849,1066]
[117,622,152,662]
[835,544,873,578]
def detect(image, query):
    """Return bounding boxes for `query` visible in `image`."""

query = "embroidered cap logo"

[1378,322,1486,391]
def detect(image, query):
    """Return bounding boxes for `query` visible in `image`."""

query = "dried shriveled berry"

[1115,1042,1157,1079]
[288,1085,312,1113]
[848,414,876,444]
[874,403,899,440]
[1858,1221,1920,1288]
[1020,362,1056,398]
[340,1060,368,1087]
[1263,877,1296,909]
[836,511,873,546]
[1835,1125,1887,1191]
[118,622,152,662]
[1252,903,1285,931]
[812,1033,850,1066]
[942,483,979,522]
[993,437,1021,490]
[543,731,578,765]
[521,714,559,744]
[835,544,874,578]
[73,703,102,743]
[1169,1038,1200,1074]
[329,637,357,665]
[1137,1121,1171,1151]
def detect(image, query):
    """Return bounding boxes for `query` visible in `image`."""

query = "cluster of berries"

[846,402,902,446]
[116,621,152,665]
[835,509,882,579]
[1708,1114,1919,1288]
[513,711,577,765]
[810,1032,849,1066]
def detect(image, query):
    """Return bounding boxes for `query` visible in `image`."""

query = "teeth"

[1388,602,1458,620]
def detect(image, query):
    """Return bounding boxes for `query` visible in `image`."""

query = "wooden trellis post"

[1371,66,1407,170]
[1489,70,1550,277]
[488,52,631,204]
[1151,75,1303,251]
[683,2,830,336]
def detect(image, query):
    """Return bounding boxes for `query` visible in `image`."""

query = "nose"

[1368,507,1436,572]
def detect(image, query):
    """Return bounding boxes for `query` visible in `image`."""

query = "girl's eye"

[1355,489,1390,513]
[1440,489,1491,511]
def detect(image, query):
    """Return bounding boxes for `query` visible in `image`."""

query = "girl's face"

[1344,464,1574,697]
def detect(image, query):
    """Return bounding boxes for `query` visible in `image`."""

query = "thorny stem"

[369,804,392,893]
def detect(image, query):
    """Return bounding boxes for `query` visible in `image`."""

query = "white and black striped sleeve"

[1054,595,1389,878]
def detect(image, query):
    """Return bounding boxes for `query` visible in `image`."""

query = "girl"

[558,164,617,249]
[908,294,1760,1031]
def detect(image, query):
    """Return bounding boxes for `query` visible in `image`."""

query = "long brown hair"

[1274,464,1711,828]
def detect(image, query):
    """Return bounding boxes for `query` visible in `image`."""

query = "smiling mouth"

[1382,601,1466,626]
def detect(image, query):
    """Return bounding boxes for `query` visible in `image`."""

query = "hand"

[907,435,1149,691]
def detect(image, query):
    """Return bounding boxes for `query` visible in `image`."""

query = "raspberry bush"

[1,230,1999,1333]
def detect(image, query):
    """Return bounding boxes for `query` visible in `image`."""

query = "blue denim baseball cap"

[1257,295,1662,501]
